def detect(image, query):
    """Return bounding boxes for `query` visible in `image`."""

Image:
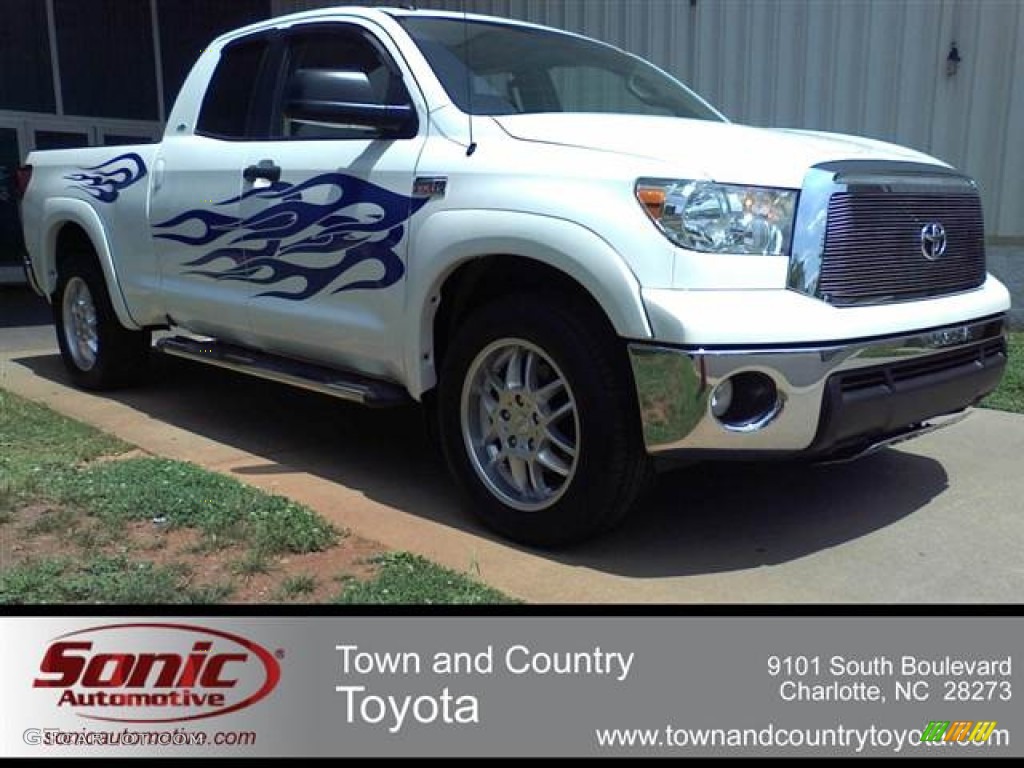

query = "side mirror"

[285,69,416,136]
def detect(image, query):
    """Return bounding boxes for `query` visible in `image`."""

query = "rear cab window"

[196,37,273,140]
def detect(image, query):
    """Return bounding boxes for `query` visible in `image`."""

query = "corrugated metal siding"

[273,0,1023,238]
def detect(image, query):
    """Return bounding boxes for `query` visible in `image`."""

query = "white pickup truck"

[19,7,1010,545]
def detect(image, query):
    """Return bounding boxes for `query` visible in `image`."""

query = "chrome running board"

[156,336,410,408]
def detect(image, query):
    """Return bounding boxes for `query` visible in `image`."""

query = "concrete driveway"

[2,286,1023,603]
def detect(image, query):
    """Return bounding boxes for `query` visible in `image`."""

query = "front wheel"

[54,256,150,390]
[439,295,649,547]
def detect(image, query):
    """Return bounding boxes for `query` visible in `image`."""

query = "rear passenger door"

[149,35,275,343]
[241,22,428,382]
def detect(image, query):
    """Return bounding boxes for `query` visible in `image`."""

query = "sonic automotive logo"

[33,623,281,723]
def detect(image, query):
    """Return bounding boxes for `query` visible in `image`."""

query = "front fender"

[404,209,653,397]
[37,198,142,330]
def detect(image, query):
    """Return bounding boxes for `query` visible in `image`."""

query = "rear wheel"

[54,256,150,389]
[439,294,649,547]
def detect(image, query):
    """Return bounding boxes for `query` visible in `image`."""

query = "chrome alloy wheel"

[461,338,580,511]
[61,276,99,371]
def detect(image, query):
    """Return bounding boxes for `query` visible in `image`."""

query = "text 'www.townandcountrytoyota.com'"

[595,724,1009,754]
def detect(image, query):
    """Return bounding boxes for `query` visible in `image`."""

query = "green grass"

[982,331,1023,414]
[0,486,16,517]
[0,556,233,604]
[1,385,336,557]
[48,457,338,556]
[277,573,317,600]
[24,507,77,536]
[231,550,274,579]
[0,388,127,506]
[0,389,514,605]
[335,552,518,605]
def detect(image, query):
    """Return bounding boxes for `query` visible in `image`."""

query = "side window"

[196,38,270,139]
[276,28,412,140]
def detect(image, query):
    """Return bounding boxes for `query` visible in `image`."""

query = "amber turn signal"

[635,185,666,219]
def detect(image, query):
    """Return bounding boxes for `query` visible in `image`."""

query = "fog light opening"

[710,379,734,418]
[712,372,782,432]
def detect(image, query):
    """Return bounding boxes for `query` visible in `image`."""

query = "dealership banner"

[0,616,1018,757]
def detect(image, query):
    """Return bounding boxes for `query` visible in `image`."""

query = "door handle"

[243,163,281,183]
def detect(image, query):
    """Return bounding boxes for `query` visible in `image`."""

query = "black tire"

[438,294,650,547]
[54,255,150,390]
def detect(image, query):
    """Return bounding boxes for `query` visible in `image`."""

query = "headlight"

[636,179,797,256]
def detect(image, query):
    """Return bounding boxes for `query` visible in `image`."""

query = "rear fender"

[38,198,142,330]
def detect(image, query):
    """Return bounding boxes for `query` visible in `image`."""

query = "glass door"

[0,122,26,279]
[32,128,90,150]
[98,126,161,147]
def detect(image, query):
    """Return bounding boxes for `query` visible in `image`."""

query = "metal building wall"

[273,0,1023,239]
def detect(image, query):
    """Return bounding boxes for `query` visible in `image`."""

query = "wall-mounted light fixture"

[946,42,962,76]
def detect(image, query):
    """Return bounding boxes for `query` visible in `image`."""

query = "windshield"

[399,17,723,121]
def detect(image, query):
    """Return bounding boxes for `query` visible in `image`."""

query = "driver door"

[241,23,428,382]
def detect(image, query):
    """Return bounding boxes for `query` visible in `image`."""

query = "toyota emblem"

[920,222,948,261]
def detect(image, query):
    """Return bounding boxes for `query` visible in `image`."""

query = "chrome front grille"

[818,192,986,306]
[787,161,988,306]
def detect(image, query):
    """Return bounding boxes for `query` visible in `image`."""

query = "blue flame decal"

[153,173,428,300]
[65,153,148,203]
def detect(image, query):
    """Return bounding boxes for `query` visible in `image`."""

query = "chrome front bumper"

[628,315,1007,458]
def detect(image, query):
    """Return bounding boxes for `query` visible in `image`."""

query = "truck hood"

[492,114,943,188]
